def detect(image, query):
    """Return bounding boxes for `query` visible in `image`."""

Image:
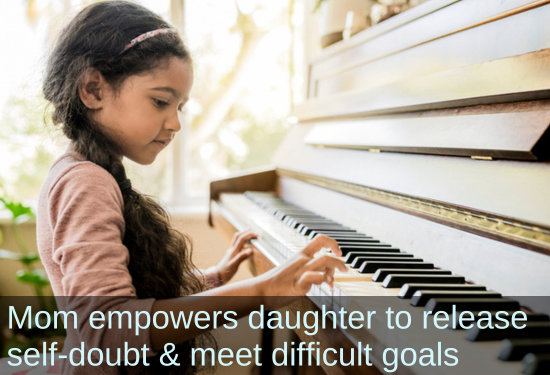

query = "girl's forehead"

[131,58,193,97]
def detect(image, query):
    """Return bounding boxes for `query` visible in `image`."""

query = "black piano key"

[334,240,382,246]
[336,239,384,243]
[339,247,401,256]
[305,229,359,236]
[351,257,423,269]
[425,298,520,315]
[359,261,434,274]
[320,235,375,241]
[399,283,486,298]
[522,353,550,375]
[303,224,356,229]
[297,223,345,232]
[284,212,324,218]
[310,232,370,240]
[452,312,549,331]
[410,290,501,307]
[292,219,334,225]
[301,224,355,231]
[291,216,335,220]
[468,322,550,342]
[382,274,464,288]
[345,252,413,264]
[338,242,386,249]
[372,268,452,284]
[339,244,393,249]
[287,218,325,227]
[322,234,373,238]
[330,236,376,239]
[499,339,550,361]
[336,239,381,244]
[307,231,360,239]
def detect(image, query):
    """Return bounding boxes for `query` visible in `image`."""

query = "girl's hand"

[256,235,348,303]
[216,229,258,285]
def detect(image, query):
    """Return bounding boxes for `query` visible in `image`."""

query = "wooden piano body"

[209,1,550,374]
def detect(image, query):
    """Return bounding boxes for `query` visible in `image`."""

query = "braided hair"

[43,1,214,373]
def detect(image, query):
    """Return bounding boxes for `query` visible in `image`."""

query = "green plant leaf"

[16,269,50,287]
[0,198,35,220]
[20,253,41,265]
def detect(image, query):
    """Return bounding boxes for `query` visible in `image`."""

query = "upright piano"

[209,1,550,374]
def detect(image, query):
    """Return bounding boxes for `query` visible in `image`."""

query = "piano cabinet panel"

[310,0,544,82]
[314,1,550,99]
[273,123,550,228]
[210,200,239,243]
[304,110,550,161]
[297,48,550,121]
[209,168,277,225]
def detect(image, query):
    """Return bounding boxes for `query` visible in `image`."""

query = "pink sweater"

[36,151,216,373]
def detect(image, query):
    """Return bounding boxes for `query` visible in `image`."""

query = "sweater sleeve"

[48,162,156,356]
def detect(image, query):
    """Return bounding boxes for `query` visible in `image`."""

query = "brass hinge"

[471,156,493,160]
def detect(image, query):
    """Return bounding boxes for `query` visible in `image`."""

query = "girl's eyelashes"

[153,98,185,113]
[153,98,169,108]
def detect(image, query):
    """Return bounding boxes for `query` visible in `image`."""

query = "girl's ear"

[79,68,108,109]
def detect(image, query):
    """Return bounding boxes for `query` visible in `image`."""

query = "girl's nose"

[165,112,182,133]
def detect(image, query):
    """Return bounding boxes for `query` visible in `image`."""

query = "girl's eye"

[153,98,169,108]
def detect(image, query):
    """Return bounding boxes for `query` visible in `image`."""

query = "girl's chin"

[125,152,157,166]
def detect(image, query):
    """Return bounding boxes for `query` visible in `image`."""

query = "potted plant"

[0,198,65,356]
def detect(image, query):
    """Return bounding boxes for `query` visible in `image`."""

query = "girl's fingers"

[305,254,348,273]
[325,267,336,288]
[230,247,252,266]
[297,271,326,293]
[233,231,258,253]
[231,230,243,244]
[231,229,255,245]
[302,235,341,257]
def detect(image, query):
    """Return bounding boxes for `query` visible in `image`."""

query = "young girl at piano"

[38,1,346,373]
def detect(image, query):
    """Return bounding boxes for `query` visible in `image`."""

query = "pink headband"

[122,28,176,52]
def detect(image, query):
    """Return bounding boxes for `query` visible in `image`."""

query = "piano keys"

[212,191,550,374]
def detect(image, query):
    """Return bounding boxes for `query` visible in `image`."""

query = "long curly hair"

[43,1,214,373]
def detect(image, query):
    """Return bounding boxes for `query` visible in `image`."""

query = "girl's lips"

[153,139,170,148]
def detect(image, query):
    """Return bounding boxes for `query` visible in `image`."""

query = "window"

[0,0,305,213]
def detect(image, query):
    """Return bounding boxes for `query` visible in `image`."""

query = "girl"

[38,1,346,373]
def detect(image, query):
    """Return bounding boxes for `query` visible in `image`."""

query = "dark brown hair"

[43,1,213,373]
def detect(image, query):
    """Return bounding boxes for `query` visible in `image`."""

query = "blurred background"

[0,0,314,211]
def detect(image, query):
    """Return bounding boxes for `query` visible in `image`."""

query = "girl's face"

[95,57,193,165]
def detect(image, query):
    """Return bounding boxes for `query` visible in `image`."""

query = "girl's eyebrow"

[150,86,181,98]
